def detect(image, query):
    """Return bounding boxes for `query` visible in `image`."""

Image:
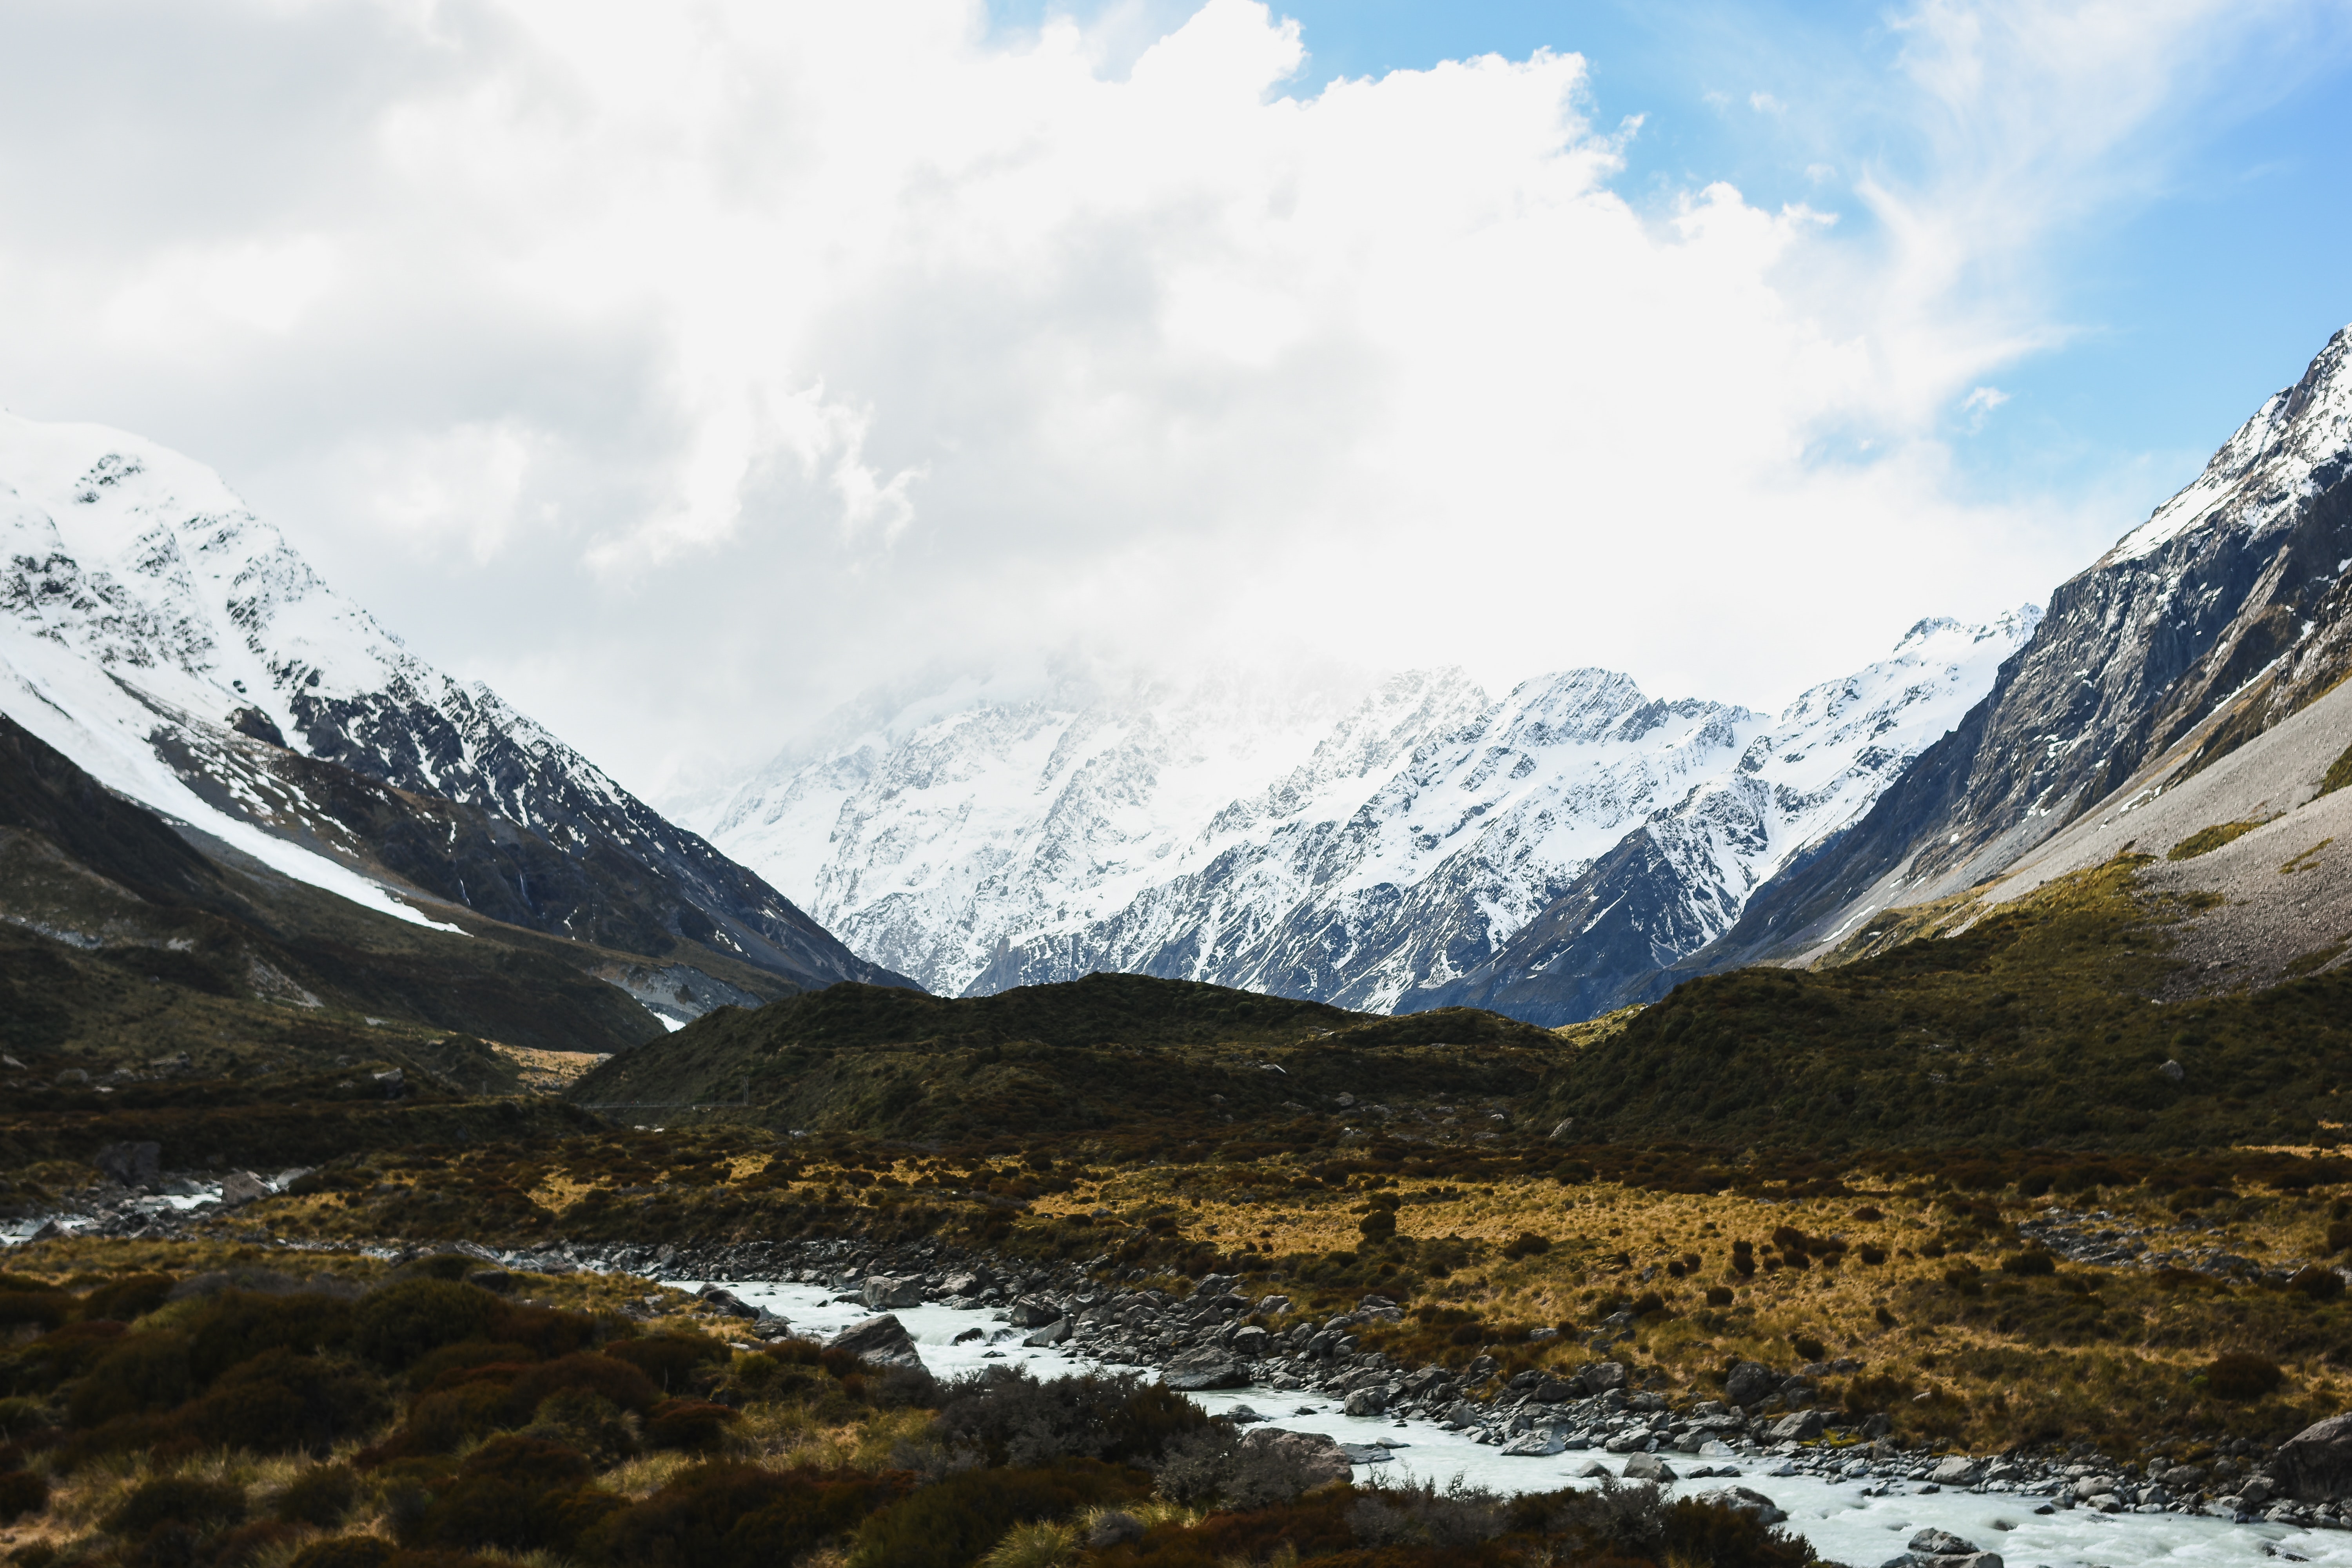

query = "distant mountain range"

[14,317,2348,1047]
[0,413,908,1039]
[698,615,2037,1016]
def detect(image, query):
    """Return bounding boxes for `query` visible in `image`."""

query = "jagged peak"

[2106,321,2352,566]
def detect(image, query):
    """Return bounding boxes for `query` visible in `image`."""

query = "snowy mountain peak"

[2108,321,2352,565]
[0,410,898,997]
[709,611,2034,1018]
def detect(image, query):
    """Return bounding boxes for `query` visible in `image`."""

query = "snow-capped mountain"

[1411,611,2039,1023]
[1688,321,2352,971]
[0,411,902,997]
[704,612,2036,1018]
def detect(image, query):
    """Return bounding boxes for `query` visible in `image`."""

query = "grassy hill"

[1536,857,2352,1151]
[568,973,1564,1144]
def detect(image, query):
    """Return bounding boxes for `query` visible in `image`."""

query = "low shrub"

[0,1291,68,1333]
[275,1463,362,1528]
[189,1349,392,1454]
[2205,1353,2285,1401]
[581,1461,909,1568]
[354,1280,502,1370]
[848,1461,1146,1568]
[2290,1267,2346,1302]
[187,1291,357,1384]
[2000,1250,2058,1276]
[107,1475,247,1538]
[288,1538,396,1568]
[79,1274,174,1324]
[403,1434,620,1555]
[603,1331,730,1394]
[0,1469,47,1524]
[644,1398,739,1452]
[1500,1232,1552,1261]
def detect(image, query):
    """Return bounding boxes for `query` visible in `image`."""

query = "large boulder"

[1006,1296,1061,1328]
[1767,1409,1824,1442]
[860,1275,924,1310]
[1694,1486,1786,1524]
[1022,1318,1072,1348]
[1243,1428,1350,1487]
[1723,1361,1779,1408]
[1621,1452,1677,1481]
[828,1313,924,1370]
[1163,1348,1246,1390]
[1929,1455,1983,1487]
[1577,1361,1630,1395]
[1342,1386,1389,1417]
[2275,1412,2352,1501]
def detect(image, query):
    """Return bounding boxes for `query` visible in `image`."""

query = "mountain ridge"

[0,411,913,1024]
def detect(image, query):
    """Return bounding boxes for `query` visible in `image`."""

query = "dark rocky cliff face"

[192,688,917,995]
[1692,325,2352,971]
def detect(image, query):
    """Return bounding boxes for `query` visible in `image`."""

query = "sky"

[0,0,2348,809]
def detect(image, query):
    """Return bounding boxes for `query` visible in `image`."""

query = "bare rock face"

[2275,1412,2352,1501]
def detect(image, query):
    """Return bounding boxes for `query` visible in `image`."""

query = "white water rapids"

[699,1277,2352,1568]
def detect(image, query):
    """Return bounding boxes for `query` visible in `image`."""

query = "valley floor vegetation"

[7,859,2352,1564]
[0,1238,1814,1568]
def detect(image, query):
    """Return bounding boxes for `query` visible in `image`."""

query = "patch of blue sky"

[987,0,2352,530]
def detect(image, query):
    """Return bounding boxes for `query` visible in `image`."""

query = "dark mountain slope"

[0,711,736,1057]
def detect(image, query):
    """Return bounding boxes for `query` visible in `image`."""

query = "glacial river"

[702,1277,2352,1568]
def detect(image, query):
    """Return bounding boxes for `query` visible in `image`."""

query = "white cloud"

[0,0,2342,804]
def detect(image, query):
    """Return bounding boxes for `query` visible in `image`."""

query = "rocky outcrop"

[2274,1412,2352,1502]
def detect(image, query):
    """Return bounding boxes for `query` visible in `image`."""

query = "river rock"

[215,1171,272,1207]
[1694,1485,1786,1525]
[1501,1429,1566,1456]
[1164,1348,1246,1390]
[1723,1360,1779,1408]
[1231,1325,1269,1358]
[1022,1318,1072,1348]
[1244,1428,1350,1485]
[1007,1296,1060,1328]
[699,1285,760,1318]
[1578,1361,1630,1395]
[1930,1455,1984,1486]
[828,1313,924,1370]
[860,1274,924,1310]
[1342,1387,1388,1417]
[1622,1452,1676,1481]
[1767,1409,1825,1442]
[2275,1412,2352,1501]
